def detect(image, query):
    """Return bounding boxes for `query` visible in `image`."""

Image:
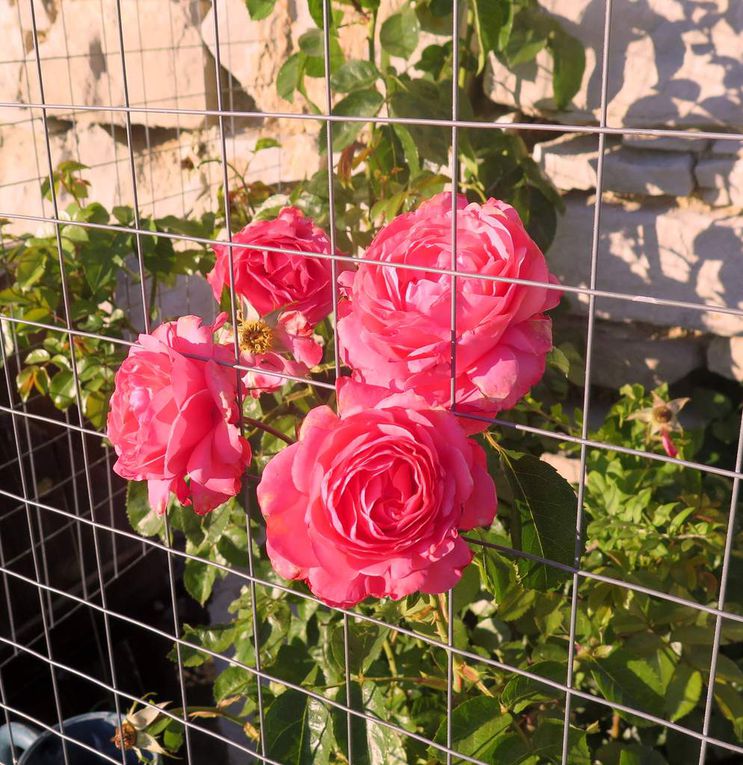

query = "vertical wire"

[559,1,613,761]
[27,1,128,759]
[697,414,743,764]
[0,251,71,765]
[446,3,462,762]
[320,0,352,758]
[133,0,157,219]
[211,1,267,756]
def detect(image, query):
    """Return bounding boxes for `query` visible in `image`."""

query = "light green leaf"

[380,9,420,59]
[246,0,278,21]
[321,88,384,152]
[277,52,306,103]
[664,664,702,722]
[330,60,380,93]
[184,557,219,606]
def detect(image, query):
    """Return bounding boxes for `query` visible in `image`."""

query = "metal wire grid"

[0,0,741,763]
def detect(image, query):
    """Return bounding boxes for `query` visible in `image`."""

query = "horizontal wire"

[1,99,743,142]
[3,210,743,322]
[2,560,742,758]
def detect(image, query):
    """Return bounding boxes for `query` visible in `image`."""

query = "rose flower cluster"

[107,193,560,606]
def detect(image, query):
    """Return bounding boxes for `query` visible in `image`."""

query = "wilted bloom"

[112,700,169,762]
[257,379,497,607]
[337,193,560,432]
[107,314,251,514]
[628,392,689,458]
[233,305,323,396]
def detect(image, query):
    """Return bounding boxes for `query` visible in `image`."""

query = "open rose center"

[239,319,273,355]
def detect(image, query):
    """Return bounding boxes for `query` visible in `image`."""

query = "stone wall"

[1,0,741,385]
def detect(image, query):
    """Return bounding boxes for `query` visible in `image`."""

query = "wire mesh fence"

[0,0,742,764]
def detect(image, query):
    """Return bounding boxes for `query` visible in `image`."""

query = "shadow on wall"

[547,193,743,337]
[488,0,743,129]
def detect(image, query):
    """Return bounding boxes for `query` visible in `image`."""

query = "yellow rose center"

[239,320,273,355]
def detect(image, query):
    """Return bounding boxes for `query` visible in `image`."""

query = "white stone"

[533,133,601,191]
[695,155,743,208]
[707,336,743,382]
[622,134,709,153]
[534,134,694,196]
[604,147,694,197]
[484,0,743,130]
[547,193,743,337]
[20,0,214,129]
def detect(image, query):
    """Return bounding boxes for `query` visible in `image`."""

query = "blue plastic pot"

[0,712,160,765]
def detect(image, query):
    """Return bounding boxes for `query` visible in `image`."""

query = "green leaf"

[532,718,590,765]
[549,28,585,109]
[16,249,47,290]
[330,60,380,93]
[321,88,384,152]
[380,9,420,59]
[307,0,325,28]
[476,544,515,601]
[277,52,306,103]
[24,348,50,365]
[254,137,281,152]
[213,665,252,703]
[501,661,565,713]
[664,664,702,722]
[715,682,743,740]
[184,557,219,605]
[430,697,511,761]
[246,0,278,21]
[264,686,334,765]
[595,742,669,765]
[589,648,667,725]
[391,124,421,177]
[126,481,165,537]
[329,622,387,676]
[334,682,407,765]
[500,451,578,590]
[471,0,511,71]
[487,732,534,765]
[49,369,76,409]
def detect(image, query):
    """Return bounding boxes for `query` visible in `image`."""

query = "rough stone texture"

[695,154,743,208]
[533,133,601,191]
[711,139,742,155]
[707,336,743,382]
[548,193,743,337]
[484,0,743,130]
[534,134,695,196]
[622,134,710,153]
[604,146,695,197]
[561,316,706,389]
[19,0,215,129]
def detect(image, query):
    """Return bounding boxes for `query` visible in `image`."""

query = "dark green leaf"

[330,60,380,93]
[392,124,421,177]
[246,0,278,21]
[184,557,219,605]
[549,28,586,109]
[264,686,334,765]
[664,664,702,722]
[472,0,511,71]
[213,665,252,703]
[380,10,420,59]
[430,697,511,761]
[330,622,387,676]
[49,369,76,409]
[321,88,384,152]
[500,451,578,590]
[595,742,669,765]
[277,52,306,102]
[531,718,590,765]
[501,661,565,713]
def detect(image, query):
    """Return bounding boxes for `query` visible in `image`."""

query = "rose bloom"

[257,379,497,607]
[337,193,561,431]
[207,206,336,326]
[107,314,251,515]
[235,308,323,397]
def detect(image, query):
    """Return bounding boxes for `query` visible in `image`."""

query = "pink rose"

[107,314,251,515]
[236,309,323,397]
[208,207,336,326]
[257,379,497,607]
[337,193,560,432]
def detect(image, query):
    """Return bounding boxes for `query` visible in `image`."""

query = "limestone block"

[547,193,743,337]
[534,133,694,196]
[622,133,709,154]
[707,336,743,382]
[484,0,743,130]
[695,155,743,208]
[20,0,214,129]
[603,147,694,197]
